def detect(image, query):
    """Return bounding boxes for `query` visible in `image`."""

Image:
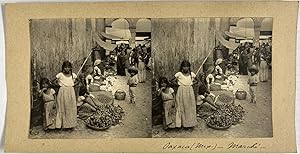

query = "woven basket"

[207,122,232,130]
[235,89,247,100]
[86,121,111,131]
[115,89,126,100]
[210,84,221,91]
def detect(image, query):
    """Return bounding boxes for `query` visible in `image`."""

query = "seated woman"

[197,90,221,118]
[77,88,98,120]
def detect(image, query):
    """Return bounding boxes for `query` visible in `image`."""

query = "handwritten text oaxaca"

[162,142,263,151]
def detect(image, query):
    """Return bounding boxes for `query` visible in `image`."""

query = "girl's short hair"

[158,77,170,88]
[62,60,72,72]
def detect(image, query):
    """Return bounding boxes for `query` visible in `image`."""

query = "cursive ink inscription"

[162,142,217,151]
[227,142,263,149]
[162,142,265,151]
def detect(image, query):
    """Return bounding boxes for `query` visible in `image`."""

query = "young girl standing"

[39,78,57,130]
[158,77,176,130]
[171,60,198,128]
[54,61,78,129]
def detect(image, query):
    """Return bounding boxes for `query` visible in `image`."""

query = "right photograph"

[152,17,272,138]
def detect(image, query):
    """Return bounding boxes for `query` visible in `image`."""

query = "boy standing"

[248,65,259,103]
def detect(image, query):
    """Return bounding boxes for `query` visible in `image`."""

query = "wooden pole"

[195,31,217,76]
[195,49,214,76]
[76,49,94,76]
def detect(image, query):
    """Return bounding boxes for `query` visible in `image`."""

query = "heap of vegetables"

[85,104,124,130]
[206,103,245,129]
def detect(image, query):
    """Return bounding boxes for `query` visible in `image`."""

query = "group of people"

[157,60,198,130]
[114,43,151,83]
[157,42,270,130]
[37,42,152,131]
[38,61,79,131]
[234,42,271,82]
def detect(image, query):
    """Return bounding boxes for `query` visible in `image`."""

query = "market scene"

[152,17,273,138]
[29,18,152,138]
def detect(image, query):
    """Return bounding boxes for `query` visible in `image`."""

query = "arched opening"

[260,18,273,45]
[108,18,131,42]
[135,18,151,45]
[230,18,255,41]
[111,18,129,29]
[136,18,151,32]
[237,18,254,28]
[260,18,273,31]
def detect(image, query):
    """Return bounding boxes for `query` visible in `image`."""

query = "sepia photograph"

[29,18,152,138]
[4,1,298,153]
[152,17,273,138]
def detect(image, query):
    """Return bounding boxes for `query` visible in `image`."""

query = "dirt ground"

[152,74,273,138]
[29,70,152,139]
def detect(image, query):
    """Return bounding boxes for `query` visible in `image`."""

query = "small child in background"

[127,66,139,104]
[94,59,103,80]
[39,78,57,130]
[248,65,259,103]
[205,66,215,90]
[85,67,94,92]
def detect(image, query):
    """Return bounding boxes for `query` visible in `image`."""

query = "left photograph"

[29,18,152,138]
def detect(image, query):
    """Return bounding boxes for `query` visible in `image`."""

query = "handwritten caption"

[162,142,266,151]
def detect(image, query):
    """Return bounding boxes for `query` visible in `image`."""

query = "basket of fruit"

[85,104,125,130]
[85,114,112,130]
[206,111,232,130]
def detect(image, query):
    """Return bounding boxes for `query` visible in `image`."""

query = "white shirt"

[206,74,215,84]
[94,66,101,76]
[215,65,223,75]
[85,74,94,85]
[56,72,77,87]
[174,72,196,86]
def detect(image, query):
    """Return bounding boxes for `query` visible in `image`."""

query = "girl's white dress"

[174,72,197,128]
[55,72,77,128]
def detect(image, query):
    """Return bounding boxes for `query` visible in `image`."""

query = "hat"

[128,66,138,74]
[248,65,259,73]
[206,66,215,74]
[94,59,101,66]
[215,58,223,65]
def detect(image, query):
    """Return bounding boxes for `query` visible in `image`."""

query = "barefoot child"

[53,60,78,129]
[171,60,198,128]
[127,66,139,104]
[39,78,57,130]
[248,65,259,103]
[158,77,176,130]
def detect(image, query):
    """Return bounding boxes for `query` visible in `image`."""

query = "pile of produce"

[97,93,113,104]
[218,93,233,103]
[218,103,245,125]
[206,103,246,129]
[85,104,125,130]
[206,111,233,129]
